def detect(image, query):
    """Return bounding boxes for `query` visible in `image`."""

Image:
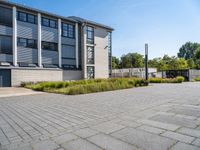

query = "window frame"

[17,37,37,49]
[0,35,13,55]
[87,66,95,79]
[87,46,94,64]
[0,6,13,27]
[42,17,57,29]
[42,41,58,51]
[87,26,94,44]
[62,23,75,39]
[17,11,37,24]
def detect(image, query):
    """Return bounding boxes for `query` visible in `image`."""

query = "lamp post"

[145,44,149,80]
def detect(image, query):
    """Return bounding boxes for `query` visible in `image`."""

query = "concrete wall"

[11,68,62,86]
[63,70,82,81]
[94,27,109,79]
[189,69,200,81]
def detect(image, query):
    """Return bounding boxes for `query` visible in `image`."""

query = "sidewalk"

[0,87,42,98]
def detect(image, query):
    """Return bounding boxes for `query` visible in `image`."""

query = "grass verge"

[22,78,149,95]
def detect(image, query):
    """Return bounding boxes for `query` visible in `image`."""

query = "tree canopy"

[112,42,200,71]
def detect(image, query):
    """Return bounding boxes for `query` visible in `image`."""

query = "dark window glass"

[17,38,27,47]
[0,35,12,54]
[87,66,94,79]
[0,6,12,27]
[17,11,37,24]
[62,23,75,38]
[87,46,94,64]
[68,24,74,38]
[27,39,37,48]
[42,17,57,28]
[87,26,94,44]
[18,12,27,22]
[42,41,57,51]
[17,38,37,49]
[50,20,56,28]
[27,14,35,24]
[42,17,49,27]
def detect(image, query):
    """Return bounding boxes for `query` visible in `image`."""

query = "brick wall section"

[11,69,63,86]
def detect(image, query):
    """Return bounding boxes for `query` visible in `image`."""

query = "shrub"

[194,77,200,82]
[176,76,185,83]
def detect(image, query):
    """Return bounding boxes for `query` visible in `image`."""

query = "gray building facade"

[0,1,113,87]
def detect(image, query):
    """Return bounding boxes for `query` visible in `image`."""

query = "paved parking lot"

[0,83,200,150]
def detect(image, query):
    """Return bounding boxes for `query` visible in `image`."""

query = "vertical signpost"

[145,44,149,80]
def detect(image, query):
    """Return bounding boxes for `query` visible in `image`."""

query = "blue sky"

[10,0,200,59]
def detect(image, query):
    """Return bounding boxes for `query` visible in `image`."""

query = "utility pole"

[145,44,149,80]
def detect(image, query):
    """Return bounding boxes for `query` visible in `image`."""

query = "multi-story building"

[0,1,113,87]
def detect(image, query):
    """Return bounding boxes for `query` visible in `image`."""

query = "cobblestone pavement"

[0,83,200,150]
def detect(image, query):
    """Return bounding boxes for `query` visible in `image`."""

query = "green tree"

[120,53,144,68]
[112,56,120,69]
[194,47,200,69]
[187,58,195,68]
[178,42,200,60]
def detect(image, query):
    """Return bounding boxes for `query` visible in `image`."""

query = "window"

[87,46,94,64]
[17,11,37,24]
[27,39,37,48]
[0,6,12,27]
[27,14,36,24]
[17,38,27,47]
[0,35,12,54]
[62,23,75,38]
[18,12,27,22]
[42,41,58,51]
[50,20,56,28]
[17,38,37,49]
[42,18,49,27]
[42,17,57,28]
[87,26,94,44]
[87,66,94,79]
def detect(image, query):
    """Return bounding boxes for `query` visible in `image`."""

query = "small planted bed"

[22,78,149,95]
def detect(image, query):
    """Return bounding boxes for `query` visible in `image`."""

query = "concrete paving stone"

[175,114,197,120]
[161,131,195,143]
[74,128,99,138]
[177,128,200,138]
[88,133,137,150]
[61,138,102,150]
[137,119,180,131]
[169,107,200,117]
[52,133,78,145]
[32,140,59,150]
[150,114,198,128]
[118,120,141,128]
[137,125,165,134]
[111,127,176,150]
[91,121,125,134]
[193,138,200,147]
[170,142,200,150]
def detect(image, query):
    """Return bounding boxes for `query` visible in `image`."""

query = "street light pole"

[145,44,149,80]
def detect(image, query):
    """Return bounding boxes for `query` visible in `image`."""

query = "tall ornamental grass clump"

[23,78,149,95]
